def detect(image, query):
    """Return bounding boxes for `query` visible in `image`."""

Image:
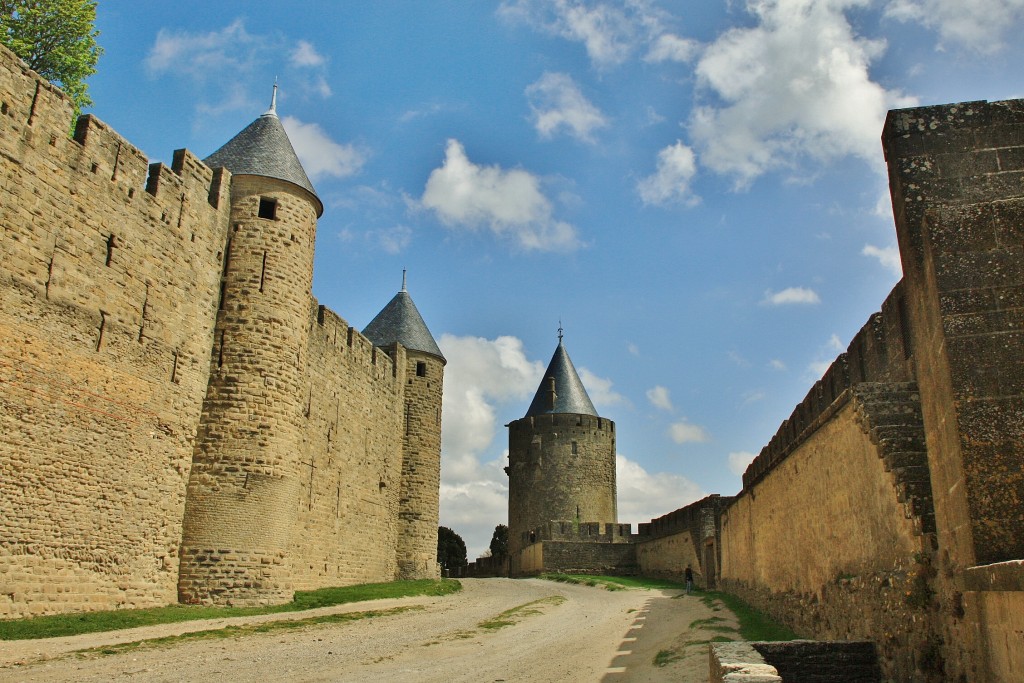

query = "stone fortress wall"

[714,99,1024,683]
[506,98,1023,683]
[0,45,441,618]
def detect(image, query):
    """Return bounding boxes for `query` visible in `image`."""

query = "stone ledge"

[709,642,782,683]
[962,559,1024,592]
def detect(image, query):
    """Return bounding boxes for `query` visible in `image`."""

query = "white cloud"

[728,451,757,476]
[526,72,609,143]
[668,420,710,444]
[437,334,547,557]
[763,287,821,306]
[146,21,334,110]
[281,116,366,181]
[769,359,787,371]
[742,390,766,405]
[627,342,640,356]
[616,454,704,526]
[808,359,833,378]
[885,0,1024,53]
[645,32,700,63]
[498,0,693,70]
[146,19,262,79]
[499,0,640,67]
[806,333,845,379]
[578,368,626,408]
[637,141,699,206]
[646,385,673,411]
[420,139,581,251]
[440,455,510,560]
[375,226,413,254]
[439,334,544,470]
[863,244,902,275]
[290,40,326,67]
[690,0,916,188]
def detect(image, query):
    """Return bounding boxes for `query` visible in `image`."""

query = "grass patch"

[0,579,460,641]
[74,606,420,657]
[689,616,728,630]
[477,596,565,631]
[698,592,797,641]
[539,574,684,591]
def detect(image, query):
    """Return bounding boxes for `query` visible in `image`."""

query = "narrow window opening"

[95,311,107,351]
[416,361,426,377]
[138,285,149,342]
[259,251,267,292]
[90,162,98,174]
[127,187,135,199]
[170,349,179,383]
[45,251,55,299]
[572,441,578,455]
[258,197,277,219]
[105,234,116,266]
[217,238,232,310]
[217,331,225,368]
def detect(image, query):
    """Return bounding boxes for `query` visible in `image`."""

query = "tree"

[436,526,467,573]
[489,524,508,561]
[0,0,102,115]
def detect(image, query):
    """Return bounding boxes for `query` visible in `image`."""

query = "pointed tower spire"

[265,80,278,117]
[524,332,597,417]
[363,280,445,363]
[203,89,323,216]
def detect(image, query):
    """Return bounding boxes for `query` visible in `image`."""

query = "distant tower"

[363,272,446,580]
[506,329,617,568]
[178,89,324,605]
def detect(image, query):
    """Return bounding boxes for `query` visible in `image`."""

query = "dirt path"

[0,578,738,682]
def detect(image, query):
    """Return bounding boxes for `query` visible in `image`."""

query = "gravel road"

[1,578,734,682]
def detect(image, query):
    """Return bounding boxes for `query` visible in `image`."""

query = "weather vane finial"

[401,268,407,292]
[267,79,279,116]
[558,319,563,343]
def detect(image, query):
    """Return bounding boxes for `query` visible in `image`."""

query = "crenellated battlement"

[741,282,916,490]
[0,42,443,616]
[524,520,636,546]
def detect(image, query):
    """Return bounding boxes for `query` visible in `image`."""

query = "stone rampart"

[0,45,442,617]
[636,495,733,585]
[707,99,1024,682]
[0,45,231,616]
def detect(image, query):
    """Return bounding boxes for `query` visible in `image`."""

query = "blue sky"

[87,0,1023,558]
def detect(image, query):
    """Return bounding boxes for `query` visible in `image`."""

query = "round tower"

[178,89,324,605]
[362,273,446,580]
[506,330,617,573]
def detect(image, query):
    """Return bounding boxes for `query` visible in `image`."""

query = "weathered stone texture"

[0,45,443,617]
[395,351,444,580]
[704,99,1023,683]
[507,413,616,562]
[0,46,230,616]
[636,495,733,585]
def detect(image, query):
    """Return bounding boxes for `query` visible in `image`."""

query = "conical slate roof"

[525,336,598,417]
[203,90,323,217]
[362,279,445,364]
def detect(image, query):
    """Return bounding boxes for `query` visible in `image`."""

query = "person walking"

[684,564,694,595]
